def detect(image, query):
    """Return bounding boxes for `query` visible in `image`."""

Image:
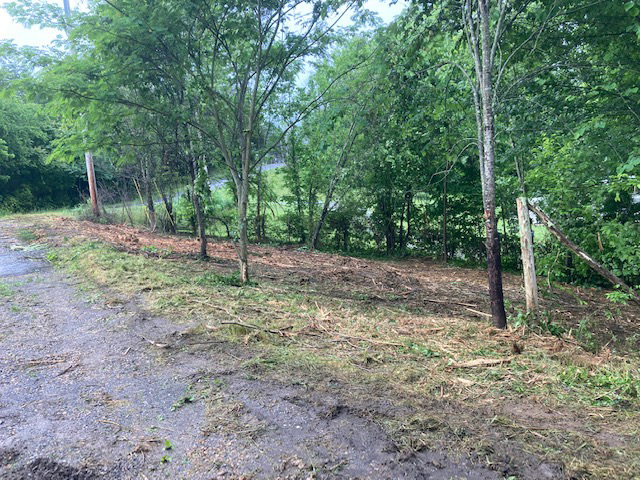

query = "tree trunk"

[310,166,341,250]
[501,203,509,259]
[145,185,156,232]
[343,224,348,253]
[237,176,250,283]
[516,198,538,313]
[141,158,156,232]
[399,197,406,250]
[307,185,316,248]
[311,205,330,251]
[186,188,196,235]
[85,152,100,217]
[255,166,263,243]
[235,126,252,284]
[310,119,357,251]
[161,191,176,234]
[405,191,412,246]
[478,0,507,328]
[188,157,207,259]
[261,203,267,242]
[193,189,207,259]
[385,221,395,254]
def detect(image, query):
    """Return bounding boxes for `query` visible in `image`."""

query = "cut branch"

[526,200,638,300]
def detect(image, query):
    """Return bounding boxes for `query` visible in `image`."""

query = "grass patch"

[38,228,640,479]
[16,228,36,242]
[195,271,246,287]
[0,283,12,297]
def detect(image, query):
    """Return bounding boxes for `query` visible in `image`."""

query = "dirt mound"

[2,457,96,480]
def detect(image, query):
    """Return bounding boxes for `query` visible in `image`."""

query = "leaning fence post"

[516,197,539,313]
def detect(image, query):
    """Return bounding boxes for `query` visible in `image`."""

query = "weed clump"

[195,271,250,287]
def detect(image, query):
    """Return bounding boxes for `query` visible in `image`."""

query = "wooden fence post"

[516,197,539,313]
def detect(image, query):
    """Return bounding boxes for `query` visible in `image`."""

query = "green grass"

[195,272,247,287]
[16,228,36,242]
[0,283,13,297]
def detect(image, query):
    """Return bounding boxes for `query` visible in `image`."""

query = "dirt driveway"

[0,220,505,479]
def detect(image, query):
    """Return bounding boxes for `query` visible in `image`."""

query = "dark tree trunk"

[161,191,176,234]
[141,159,156,232]
[385,223,395,254]
[255,167,263,243]
[307,185,316,248]
[399,197,406,250]
[343,224,348,253]
[405,191,412,246]
[237,174,250,282]
[564,251,574,282]
[289,134,306,244]
[188,157,207,259]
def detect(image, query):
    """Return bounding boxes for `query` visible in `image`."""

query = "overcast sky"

[0,0,407,47]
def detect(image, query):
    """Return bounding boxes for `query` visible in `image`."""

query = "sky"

[0,0,407,47]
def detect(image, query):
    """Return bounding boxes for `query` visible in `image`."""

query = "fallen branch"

[465,307,492,318]
[139,335,170,348]
[399,290,478,308]
[426,298,479,308]
[56,363,79,377]
[313,322,405,348]
[218,321,292,337]
[329,331,405,348]
[98,419,124,432]
[527,200,638,303]
[450,357,513,368]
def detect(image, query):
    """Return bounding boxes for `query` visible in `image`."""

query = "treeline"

[0,97,85,212]
[1,0,639,324]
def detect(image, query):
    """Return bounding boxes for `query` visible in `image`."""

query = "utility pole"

[63,0,100,217]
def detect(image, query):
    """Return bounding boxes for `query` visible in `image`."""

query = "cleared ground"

[1,215,639,479]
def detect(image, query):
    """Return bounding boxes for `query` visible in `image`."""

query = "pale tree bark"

[464,0,508,328]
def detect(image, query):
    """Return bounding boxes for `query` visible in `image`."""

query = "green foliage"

[3,0,639,291]
[140,245,173,258]
[605,288,635,305]
[560,366,640,407]
[510,310,566,339]
[195,272,252,288]
[403,343,441,358]
[0,98,84,212]
[171,394,195,411]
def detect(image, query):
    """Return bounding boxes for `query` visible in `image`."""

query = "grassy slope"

[10,213,640,479]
